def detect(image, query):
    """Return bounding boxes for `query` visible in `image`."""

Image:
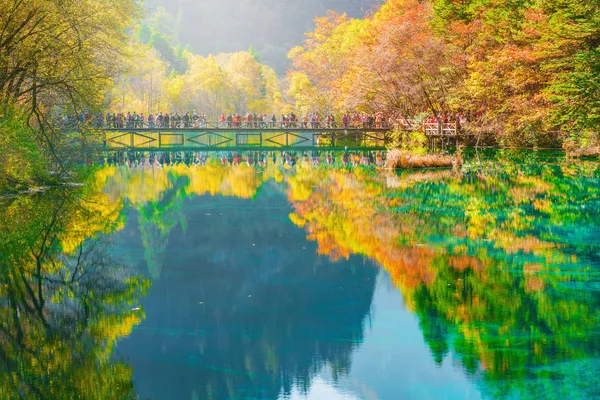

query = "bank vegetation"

[0,0,139,193]
[2,0,600,191]
[286,0,600,150]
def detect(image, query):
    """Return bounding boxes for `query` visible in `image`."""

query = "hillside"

[143,0,378,72]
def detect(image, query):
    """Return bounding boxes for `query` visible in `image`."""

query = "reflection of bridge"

[102,122,466,151]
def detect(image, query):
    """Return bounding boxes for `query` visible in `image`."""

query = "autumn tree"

[287,2,458,118]
[1,0,140,118]
[106,45,169,114]
[113,47,285,117]
[0,0,140,189]
[432,0,600,146]
[286,11,361,114]
[353,0,459,117]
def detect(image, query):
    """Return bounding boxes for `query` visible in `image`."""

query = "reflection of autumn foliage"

[288,164,439,307]
[182,162,268,199]
[96,162,283,279]
[286,160,600,395]
[0,188,149,399]
[98,161,281,204]
[90,158,598,397]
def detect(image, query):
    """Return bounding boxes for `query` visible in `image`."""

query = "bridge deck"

[97,122,467,151]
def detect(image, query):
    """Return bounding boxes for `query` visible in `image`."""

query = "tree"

[287,2,458,117]
[0,0,140,184]
[432,0,600,145]
[352,0,458,116]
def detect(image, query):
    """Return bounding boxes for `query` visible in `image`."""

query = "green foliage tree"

[0,107,51,192]
[149,33,187,74]
[0,0,141,191]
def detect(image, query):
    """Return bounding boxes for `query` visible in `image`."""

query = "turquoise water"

[0,152,598,399]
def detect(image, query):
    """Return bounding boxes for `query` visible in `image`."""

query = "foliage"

[0,108,51,192]
[0,0,140,190]
[110,46,284,117]
[140,0,376,72]
[0,0,140,116]
[431,0,600,145]
[287,0,600,148]
[149,33,188,74]
[108,7,286,117]
[282,154,599,398]
[287,2,460,117]
[563,133,600,159]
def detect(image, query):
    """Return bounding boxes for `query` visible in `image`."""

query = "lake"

[0,150,598,399]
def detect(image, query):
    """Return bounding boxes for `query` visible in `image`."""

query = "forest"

[1,0,599,192]
[286,0,600,148]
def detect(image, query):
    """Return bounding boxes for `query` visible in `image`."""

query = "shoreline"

[0,183,85,200]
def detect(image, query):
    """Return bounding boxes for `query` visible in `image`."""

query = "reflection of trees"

[116,184,377,399]
[94,163,376,398]
[411,254,600,398]
[0,189,149,399]
[287,158,600,398]
[137,177,188,280]
[98,162,281,279]
[92,157,599,397]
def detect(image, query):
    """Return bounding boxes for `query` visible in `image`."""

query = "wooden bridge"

[99,121,465,151]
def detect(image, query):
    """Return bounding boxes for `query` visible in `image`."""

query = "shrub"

[385,149,456,169]
[0,109,51,193]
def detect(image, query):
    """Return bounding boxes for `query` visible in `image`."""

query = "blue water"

[111,189,482,399]
[1,154,598,399]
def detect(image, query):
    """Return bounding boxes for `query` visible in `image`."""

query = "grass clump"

[385,149,456,169]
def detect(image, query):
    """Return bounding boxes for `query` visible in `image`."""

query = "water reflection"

[97,152,599,398]
[0,188,149,399]
[285,152,600,398]
[2,151,599,399]
[95,150,387,168]
[114,191,377,399]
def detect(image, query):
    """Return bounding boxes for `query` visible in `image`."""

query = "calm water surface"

[1,151,598,399]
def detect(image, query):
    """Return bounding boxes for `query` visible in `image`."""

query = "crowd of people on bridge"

[102,111,392,129]
[425,112,469,125]
[60,109,481,132]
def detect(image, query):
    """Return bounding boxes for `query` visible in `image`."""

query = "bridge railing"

[103,130,390,150]
[71,118,462,136]
[422,121,460,136]
[394,120,416,131]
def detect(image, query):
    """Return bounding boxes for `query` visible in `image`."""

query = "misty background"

[143,0,379,73]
